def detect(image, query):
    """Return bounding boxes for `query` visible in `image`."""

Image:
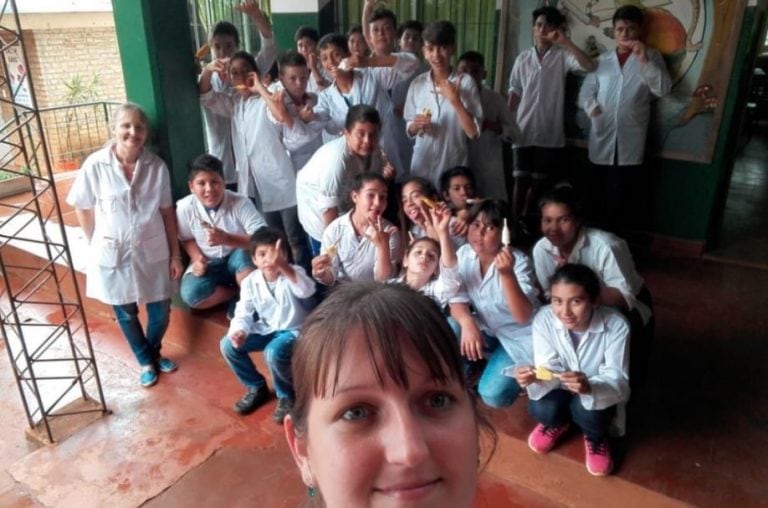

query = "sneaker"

[226,298,238,320]
[157,357,178,373]
[584,436,613,476]
[139,366,158,388]
[272,398,294,424]
[233,385,271,415]
[527,423,570,454]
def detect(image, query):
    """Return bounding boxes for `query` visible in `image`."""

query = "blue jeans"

[179,249,253,307]
[307,234,322,257]
[446,317,522,408]
[113,299,171,367]
[219,330,297,400]
[529,389,615,442]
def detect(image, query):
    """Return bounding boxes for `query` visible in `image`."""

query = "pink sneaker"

[527,423,570,454]
[584,436,613,476]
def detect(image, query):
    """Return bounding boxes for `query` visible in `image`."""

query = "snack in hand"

[534,366,561,381]
[420,196,438,209]
[502,217,511,247]
[234,84,248,92]
[422,107,432,118]
[323,245,338,258]
[195,44,210,60]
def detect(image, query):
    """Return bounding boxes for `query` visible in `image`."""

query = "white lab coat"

[176,190,266,266]
[390,60,429,174]
[526,305,630,411]
[200,90,296,212]
[266,82,326,171]
[390,261,461,308]
[508,46,586,148]
[468,86,519,199]
[202,33,277,185]
[315,53,419,179]
[227,265,316,336]
[66,145,175,306]
[450,244,540,363]
[404,70,483,188]
[320,211,400,283]
[578,48,671,165]
[532,227,651,325]
[295,137,386,241]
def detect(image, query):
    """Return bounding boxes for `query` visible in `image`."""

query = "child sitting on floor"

[515,263,629,477]
[220,227,316,421]
[176,154,266,312]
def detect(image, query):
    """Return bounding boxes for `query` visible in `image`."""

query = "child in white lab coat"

[294,25,329,94]
[200,1,276,190]
[311,173,400,285]
[400,176,466,249]
[67,103,183,388]
[515,263,629,477]
[220,227,316,421]
[199,50,307,267]
[458,50,518,200]
[439,165,478,238]
[449,199,539,408]
[404,20,483,188]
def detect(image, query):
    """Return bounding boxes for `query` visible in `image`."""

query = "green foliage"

[63,74,101,104]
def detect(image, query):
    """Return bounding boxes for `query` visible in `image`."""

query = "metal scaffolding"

[0,0,108,443]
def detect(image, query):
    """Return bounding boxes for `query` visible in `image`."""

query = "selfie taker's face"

[291,328,479,507]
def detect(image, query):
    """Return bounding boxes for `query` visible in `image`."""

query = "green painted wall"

[272,12,323,52]
[112,0,206,199]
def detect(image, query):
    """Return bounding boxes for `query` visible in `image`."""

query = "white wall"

[16,0,112,13]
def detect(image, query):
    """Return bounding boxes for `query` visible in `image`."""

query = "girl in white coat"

[200,51,308,267]
[67,103,183,388]
[515,263,629,477]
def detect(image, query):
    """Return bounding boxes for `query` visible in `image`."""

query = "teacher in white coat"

[67,103,184,388]
[578,4,671,232]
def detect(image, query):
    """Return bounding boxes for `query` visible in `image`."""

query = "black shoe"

[234,385,271,415]
[272,398,294,424]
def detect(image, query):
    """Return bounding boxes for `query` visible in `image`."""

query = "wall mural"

[517,0,746,163]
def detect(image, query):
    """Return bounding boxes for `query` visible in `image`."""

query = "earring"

[307,485,317,498]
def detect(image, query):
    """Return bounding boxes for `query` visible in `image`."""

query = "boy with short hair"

[220,227,316,421]
[202,2,276,190]
[294,25,329,93]
[391,19,426,174]
[507,6,595,230]
[458,50,519,200]
[578,5,671,232]
[362,2,397,57]
[176,154,267,311]
[404,20,483,188]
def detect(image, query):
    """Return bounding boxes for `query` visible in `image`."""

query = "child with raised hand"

[347,25,369,59]
[449,199,539,408]
[200,51,308,267]
[220,227,316,421]
[67,103,183,388]
[458,50,519,200]
[515,263,629,477]
[405,20,483,188]
[294,25,329,93]
[176,154,266,312]
[439,165,478,237]
[391,202,461,308]
[400,176,466,248]
[311,172,400,285]
[201,0,276,190]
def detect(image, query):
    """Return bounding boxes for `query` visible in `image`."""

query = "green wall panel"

[272,12,324,52]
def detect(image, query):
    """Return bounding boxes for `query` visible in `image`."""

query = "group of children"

[67,1,669,478]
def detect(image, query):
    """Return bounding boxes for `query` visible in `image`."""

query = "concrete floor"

[1,146,767,506]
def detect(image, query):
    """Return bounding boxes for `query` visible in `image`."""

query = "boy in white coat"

[220,228,316,422]
[578,5,671,231]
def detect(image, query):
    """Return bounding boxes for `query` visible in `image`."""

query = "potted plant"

[0,167,33,198]
[54,74,100,171]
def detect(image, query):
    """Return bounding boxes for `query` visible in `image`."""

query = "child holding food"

[514,263,629,477]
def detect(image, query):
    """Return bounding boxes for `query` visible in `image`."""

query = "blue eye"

[341,406,370,421]
[426,392,454,410]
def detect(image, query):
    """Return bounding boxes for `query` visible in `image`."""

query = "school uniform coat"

[66,145,174,305]
[578,47,671,165]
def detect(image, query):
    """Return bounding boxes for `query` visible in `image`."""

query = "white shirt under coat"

[176,190,266,267]
[200,90,296,212]
[227,265,316,336]
[266,82,326,171]
[202,33,277,185]
[533,227,651,325]
[508,46,586,148]
[66,145,175,306]
[578,48,671,165]
[526,305,630,411]
[405,70,483,188]
[295,137,385,241]
[320,211,400,284]
[450,244,540,363]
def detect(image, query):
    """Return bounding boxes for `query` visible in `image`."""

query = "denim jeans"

[179,249,253,307]
[528,388,615,442]
[307,233,322,257]
[264,206,311,269]
[219,330,297,400]
[112,299,171,367]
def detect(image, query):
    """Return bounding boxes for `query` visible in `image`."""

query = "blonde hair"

[110,102,150,133]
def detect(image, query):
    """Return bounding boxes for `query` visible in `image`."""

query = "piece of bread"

[323,245,338,258]
[534,366,561,381]
[195,44,210,60]
[420,196,437,209]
